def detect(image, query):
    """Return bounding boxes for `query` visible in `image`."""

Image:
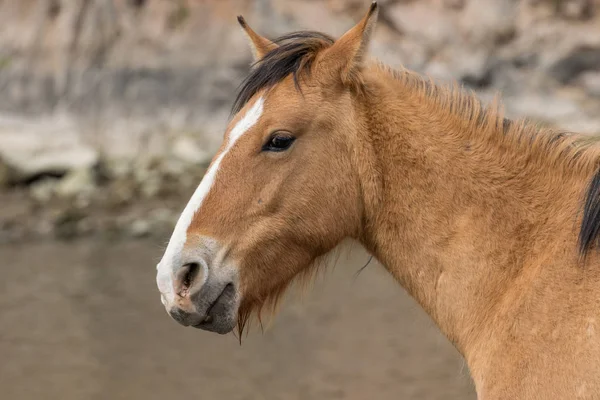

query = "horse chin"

[192,283,239,334]
[193,316,236,335]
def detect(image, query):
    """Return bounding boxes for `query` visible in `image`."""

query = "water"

[0,239,475,399]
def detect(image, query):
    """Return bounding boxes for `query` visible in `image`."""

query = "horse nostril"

[183,263,199,288]
[175,262,200,297]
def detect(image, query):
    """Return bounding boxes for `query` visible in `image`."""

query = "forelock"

[232,31,335,115]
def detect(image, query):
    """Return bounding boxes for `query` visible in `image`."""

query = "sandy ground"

[0,239,476,399]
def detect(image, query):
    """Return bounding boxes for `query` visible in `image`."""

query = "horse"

[155,2,600,398]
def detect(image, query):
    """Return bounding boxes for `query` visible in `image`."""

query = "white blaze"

[156,97,265,304]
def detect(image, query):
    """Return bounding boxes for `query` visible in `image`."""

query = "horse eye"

[262,134,296,152]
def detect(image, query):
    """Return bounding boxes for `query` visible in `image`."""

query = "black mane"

[579,169,600,257]
[232,31,334,115]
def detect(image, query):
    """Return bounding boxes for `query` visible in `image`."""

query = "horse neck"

[353,67,595,362]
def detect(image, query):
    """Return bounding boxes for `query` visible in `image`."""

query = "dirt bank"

[1,0,600,242]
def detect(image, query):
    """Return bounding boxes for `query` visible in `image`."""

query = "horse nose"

[165,260,209,326]
[174,261,206,300]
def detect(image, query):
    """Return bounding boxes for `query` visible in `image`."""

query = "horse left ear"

[237,15,279,63]
[318,1,379,85]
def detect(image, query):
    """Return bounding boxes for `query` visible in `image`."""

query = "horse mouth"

[192,283,237,334]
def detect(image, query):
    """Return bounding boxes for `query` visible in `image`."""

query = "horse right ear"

[237,16,278,63]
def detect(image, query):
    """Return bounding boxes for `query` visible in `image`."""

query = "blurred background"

[1,0,599,399]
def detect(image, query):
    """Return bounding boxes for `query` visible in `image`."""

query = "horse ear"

[318,1,379,85]
[237,16,278,62]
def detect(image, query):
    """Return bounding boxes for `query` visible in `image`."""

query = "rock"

[150,208,178,225]
[170,134,213,166]
[454,50,495,88]
[55,168,96,199]
[0,219,26,244]
[33,219,54,237]
[29,178,58,202]
[177,168,205,189]
[140,175,162,198]
[549,46,600,84]
[161,158,187,177]
[102,158,134,181]
[130,158,164,198]
[423,60,455,83]
[76,218,94,236]
[53,208,86,240]
[0,116,99,183]
[129,219,152,238]
[559,0,593,20]
[459,0,517,47]
[442,0,465,10]
[502,92,600,134]
[579,71,600,97]
[387,2,456,51]
[149,208,178,237]
[0,158,10,187]
[506,93,581,121]
[107,179,137,207]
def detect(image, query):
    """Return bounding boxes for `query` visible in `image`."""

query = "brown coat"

[157,3,600,398]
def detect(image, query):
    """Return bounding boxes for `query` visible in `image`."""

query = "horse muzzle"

[157,246,240,335]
